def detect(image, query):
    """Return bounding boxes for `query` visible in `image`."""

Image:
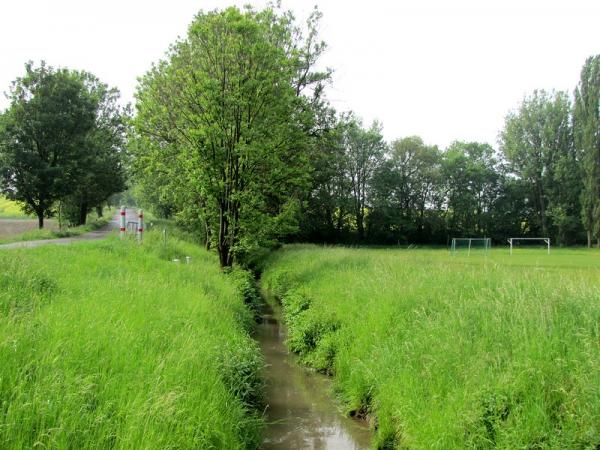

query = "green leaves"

[0,62,127,228]
[133,5,328,266]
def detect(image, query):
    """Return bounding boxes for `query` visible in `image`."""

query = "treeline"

[131,5,600,265]
[301,81,598,247]
[0,62,127,228]
[3,5,596,262]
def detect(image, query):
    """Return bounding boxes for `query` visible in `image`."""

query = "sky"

[1,0,599,149]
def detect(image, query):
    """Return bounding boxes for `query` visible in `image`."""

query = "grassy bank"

[261,245,600,448]
[0,230,264,448]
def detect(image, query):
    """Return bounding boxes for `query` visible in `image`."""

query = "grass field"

[0,197,29,218]
[262,245,600,449]
[0,231,264,449]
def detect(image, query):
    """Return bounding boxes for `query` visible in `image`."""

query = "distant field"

[0,219,59,238]
[0,232,263,449]
[262,245,600,448]
[0,197,29,218]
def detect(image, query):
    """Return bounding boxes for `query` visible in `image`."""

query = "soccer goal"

[451,238,491,255]
[507,237,550,255]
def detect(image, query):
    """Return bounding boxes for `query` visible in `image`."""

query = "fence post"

[137,209,144,243]
[120,206,126,239]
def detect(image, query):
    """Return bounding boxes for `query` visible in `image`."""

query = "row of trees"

[131,6,600,266]
[0,62,127,228]
[300,81,597,247]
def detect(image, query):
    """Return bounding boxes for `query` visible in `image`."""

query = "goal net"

[451,238,491,255]
[507,237,550,255]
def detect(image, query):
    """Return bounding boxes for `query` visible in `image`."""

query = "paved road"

[0,208,139,250]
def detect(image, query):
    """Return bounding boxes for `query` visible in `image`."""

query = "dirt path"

[0,209,138,250]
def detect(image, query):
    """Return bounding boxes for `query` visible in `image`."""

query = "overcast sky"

[1,0,599,149]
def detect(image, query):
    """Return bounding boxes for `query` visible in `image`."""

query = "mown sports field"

[262,245,600,449]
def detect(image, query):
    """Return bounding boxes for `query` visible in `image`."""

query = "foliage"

[0,62,127,229]
[132,5,329,267]
[61,74,128,226]
[500,90,579,241]
[574,55,600,247]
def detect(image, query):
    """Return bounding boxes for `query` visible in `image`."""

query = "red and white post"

[119,206,126,239]
[137,209,144,243]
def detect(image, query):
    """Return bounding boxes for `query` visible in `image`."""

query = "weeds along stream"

[255,292,371,449]
[261,244,600,448]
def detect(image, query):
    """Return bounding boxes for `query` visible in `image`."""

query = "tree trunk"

[37,212,44,229]
[78,202,88,226]
[356,210,364,241]
[218,204,232,268]
[205,226,212,251]
[587,230,592,248]
[536,180,548,236]
[96,206,103,217]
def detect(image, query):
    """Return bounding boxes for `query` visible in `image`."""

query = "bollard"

[163,228,167,247]
[119,206,126,239]
[137,209,144,243]
[185,256,191,264]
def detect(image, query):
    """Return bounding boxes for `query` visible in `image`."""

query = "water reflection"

[256,302,371,450]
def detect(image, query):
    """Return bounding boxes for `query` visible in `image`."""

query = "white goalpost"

[451,238,491,256]
[507,237,550,255]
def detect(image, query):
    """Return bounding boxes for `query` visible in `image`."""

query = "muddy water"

[256,299,372,450]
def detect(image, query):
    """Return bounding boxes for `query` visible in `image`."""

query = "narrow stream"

[256,297,372,450]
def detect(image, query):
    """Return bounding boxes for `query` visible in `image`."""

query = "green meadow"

[0,197,28,219]
[0,232,263,449]
[262,245,600,449]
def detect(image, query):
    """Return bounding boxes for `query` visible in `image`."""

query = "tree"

[500,90,574,238]
[297,108,354,242]
[574,55,600,247]
[62,73,128,226]
[369,136,441,243]
[341,114,386,241]
[441,141,502,239]
[0,62,96,228]
[133,6,328,267]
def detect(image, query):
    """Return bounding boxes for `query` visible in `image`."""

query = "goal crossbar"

[507,237,550,255]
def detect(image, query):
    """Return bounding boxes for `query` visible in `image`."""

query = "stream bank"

[255,295,372,449]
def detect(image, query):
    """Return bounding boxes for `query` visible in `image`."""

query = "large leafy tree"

[0,62,97,228]
[500,90,574,238]
[574,55,600,247]
[369,136,441,243]
[0,63,126,228]
[297,108,354,242]
[133,6,328,267]
[441,141,502,238]
[341,114,386,241]
[63,74,128,226]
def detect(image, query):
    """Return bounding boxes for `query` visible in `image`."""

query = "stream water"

[255,299,372,450]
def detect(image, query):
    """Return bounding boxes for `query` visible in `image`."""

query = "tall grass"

[0,230,264,449]
[262,245,600,448]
